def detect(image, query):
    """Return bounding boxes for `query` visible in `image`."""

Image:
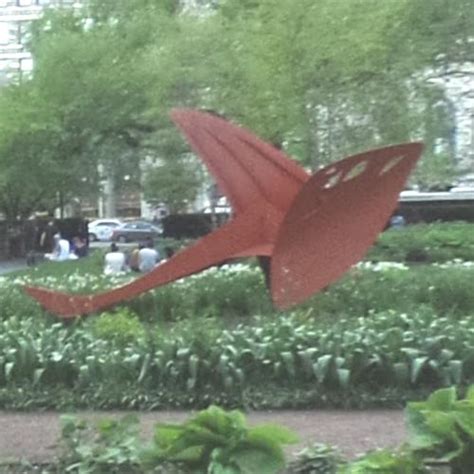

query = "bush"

[287,443,343,473]
[407,386,474,474]
[88,309,146,345]
[143,405,298,473]
[306,264,474,319]
[1,307,474,410]
[368,222,474,263]
[58,414,142,473]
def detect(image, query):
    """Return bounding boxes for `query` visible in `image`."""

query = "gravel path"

[0,409,406,464]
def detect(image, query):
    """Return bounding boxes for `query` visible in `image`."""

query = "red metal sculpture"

[24,109,423,318]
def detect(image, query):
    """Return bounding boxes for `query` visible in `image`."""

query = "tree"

[0,83,94,222]
[142,158,203,213]
[159,0,471,183]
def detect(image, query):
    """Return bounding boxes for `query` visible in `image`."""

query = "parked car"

[111,221,162,243]
[88,219,123,242]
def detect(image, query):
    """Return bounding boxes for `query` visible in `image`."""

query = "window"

[0,24,10,45]
[17,0,33,6]
[20,57,33,72]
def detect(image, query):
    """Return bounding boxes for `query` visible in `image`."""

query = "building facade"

[0,0,82,85]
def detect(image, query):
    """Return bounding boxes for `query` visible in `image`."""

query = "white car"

[88,219,123,242]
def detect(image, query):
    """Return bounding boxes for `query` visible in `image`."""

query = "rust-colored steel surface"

[24,109,423,318]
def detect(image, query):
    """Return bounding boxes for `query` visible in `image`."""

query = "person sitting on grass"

[72,236,88,258]
[138,239,160,272]
[45,234,70,262]
[128,244,143,272]
[104,243,126,275]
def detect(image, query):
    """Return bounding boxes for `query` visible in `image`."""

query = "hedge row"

[0,307,473,409]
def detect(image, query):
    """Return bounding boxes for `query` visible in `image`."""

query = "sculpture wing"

[271,142,424,309]
[170,109,309,215]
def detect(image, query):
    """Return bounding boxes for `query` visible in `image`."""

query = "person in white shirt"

[104,243,126,275]
[45,234,70,261]
[138,241,160,272]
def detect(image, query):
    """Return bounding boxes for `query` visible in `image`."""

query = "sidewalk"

[0,259,27,276]
[0,409,406,463]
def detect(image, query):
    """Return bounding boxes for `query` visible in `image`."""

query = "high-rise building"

[0,0,82,85]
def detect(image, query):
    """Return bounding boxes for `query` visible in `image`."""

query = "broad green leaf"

[425,387,457,410]
[4,362,14,381]
[248,424,299,445]
[33,368,45,386]
[280,351,295,378]
[410,356,429,384]
[313,355,333,383]
[137,353,151,384]
[393,362,409,384]
[337,368,350,389]
[231,447,284,474]
[449,360,463,384]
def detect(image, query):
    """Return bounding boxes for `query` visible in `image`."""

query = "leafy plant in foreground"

[287,443,343,473]
[143,405,298,473]
[339,449,426,474]
[407,386,474,474]
[58,414,142,473]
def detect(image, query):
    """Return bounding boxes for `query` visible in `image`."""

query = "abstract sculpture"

[25,109,423,318]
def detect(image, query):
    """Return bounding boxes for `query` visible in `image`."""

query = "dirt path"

[0,409,406,463]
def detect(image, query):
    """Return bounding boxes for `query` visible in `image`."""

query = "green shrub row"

[368,222,474,263]
[0,308,474,409]
[4,260,474,324]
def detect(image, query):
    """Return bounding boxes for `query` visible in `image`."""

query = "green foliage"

[143,405,298,473]
[1,224,474,409]
[59,414,142,473]
[2,0,471,217]
[368,223,474,264]
[12,387,474,472]
[339,449,425,474]
[127,264,271,322]
[0,282,44,321]
[1,305,474,409]
[407,387,474,473]
[310,264,474,318]
[89,309,146,345]
[287,443,343,473]
[142,158,203,213]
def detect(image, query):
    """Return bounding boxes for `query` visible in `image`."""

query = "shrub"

[58,414,142,473]
[407,386,474,474]
[339,449,425,473]
[0,278,44,320]
[88,309,146,345]
[143,405,298,474]
[287,443,343,473]
[368,222,474,263]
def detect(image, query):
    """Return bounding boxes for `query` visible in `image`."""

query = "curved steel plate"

[271,143,423,309]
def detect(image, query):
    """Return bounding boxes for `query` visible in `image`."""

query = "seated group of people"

[45,234,88,262]
[42,231,166,276]
[104,240,161,275]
